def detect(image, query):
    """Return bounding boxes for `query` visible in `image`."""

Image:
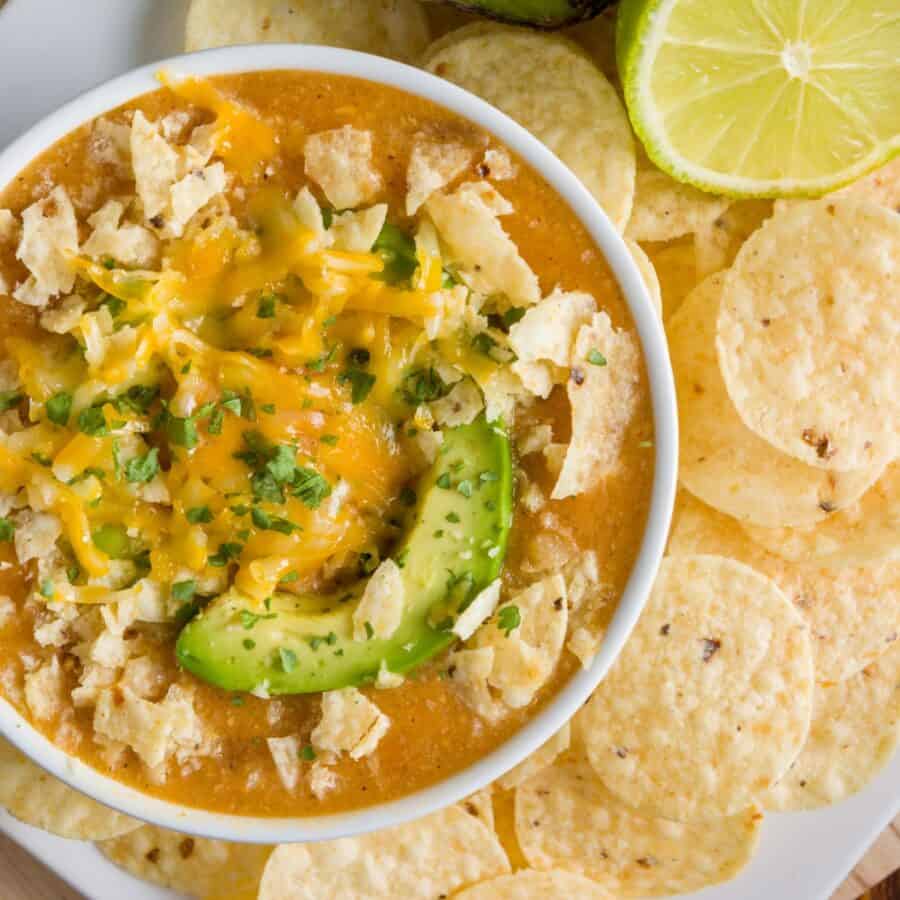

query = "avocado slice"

[175,416,512,694]
[442,0,611,28]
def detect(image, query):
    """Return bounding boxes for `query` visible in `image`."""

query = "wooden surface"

[0,816,898,899]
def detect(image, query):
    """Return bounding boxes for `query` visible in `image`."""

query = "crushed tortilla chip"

[426,183,540,307]
[14,186,79,307]
[82,199,158,267]
[311,687,390,760]
[453,578,502,641]
[352,558,404,641]
[430,378,483,427]
[267,734,301,791]
[406,138,473,215]
[475,573,567,708]
[304,126,382,210]
[331,204,388,252]
[552,312,640,499]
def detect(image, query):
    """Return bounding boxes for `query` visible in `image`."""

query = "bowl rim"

[0,42,678,844]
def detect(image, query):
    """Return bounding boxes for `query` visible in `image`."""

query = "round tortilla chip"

[0,738,140,840]
[424,29,635,231]
[671,273,883,527]
[763,642,900,812]
[625,240,662,318]
[99,825,271,899]
[258,804,510,899]
[836,155,900,213]
[455,869,613,899]
[742,462,900,568]
[185,0,430,63]
[515,753,762,897]
[578,554,814,822]
[626,150,730,244]
[716,197,900,471]
[693,199,773,279]
[669,492,900,682]
[642,237,698,320]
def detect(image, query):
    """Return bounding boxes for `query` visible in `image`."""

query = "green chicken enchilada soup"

[0,70,653,816]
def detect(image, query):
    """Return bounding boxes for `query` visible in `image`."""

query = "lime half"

[617,0,900,196]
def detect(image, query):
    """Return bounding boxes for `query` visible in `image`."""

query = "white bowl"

[0,43,678,844]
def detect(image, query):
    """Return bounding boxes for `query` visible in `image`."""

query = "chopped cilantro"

[472,332,498,357]
[399,486,417,507]
[166,414,198,449]
[497,604,521,636]
[181,361,192,374]
[260,402,276,414]
[46,392,72,426]
[0,518,14,542]
[39,579,54,599]
[243,638,256,650]
[239,608,276,629]
[445,511,461,523]
[299,745,316,761]
[436,472,451,489]
[364,621,374,640]
[291,467,331,509]
[319,434,338,446]
[186,506,213,525]
[99,294,126,317]
[372,222,418,284]
[112,384,159,415]
[279,647,298,672]
[251,507,299,534]
[457,479,473,498]
[171,580,197,603]
[587,349,607,366]
[208,542,244,567]
[502,307,526,328]
[0,391,23,412]
[401,367,450,405]
[341,369,376,404]
[279,571,299,584]
[124,447,159,484]
[77,405,108,436]
[30,451,52,467]
[257,293,278,319]
[207,406,225,435]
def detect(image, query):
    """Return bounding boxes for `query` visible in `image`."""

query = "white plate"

[0,1,897,897]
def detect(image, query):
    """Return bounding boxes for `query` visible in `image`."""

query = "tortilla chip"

[258,804,509,899]
[310,686,390,760]
[0,737,140,839]
[430,378,484,427]
[185,0,430,63]
[835,155,900,212]
[474,574,567,709]
[671,273,883,527]
[267,734,301,791]
[453,578,501,641]
[352,558,404,641]
[14,186,79,307]
[516,753,762,897]
[566,11,618,83]
[498,722,570,790]
[406,138,473,214]
[424,29,635,231]
[99,824,271,899]
[426,183,540,307]
[552,312,640,499]
[304,126,382,210]
[693,199,773,278]
[626,151,730,243]
[669,492,900,682]
[130,111,180,223]
[508,288,596,369]
[462,786,496,831]
[480,147,516,181]
[446,646,506,723]
[578,554,813,821]
[763,641,900,811]
[81,200,159,267]
[330,204,387,253]
[625,240,662,318]
[456,869,613,899]
[169,162,228,238]
[743,462,899,568]
[292,186,332,251]
[717,197,900,470]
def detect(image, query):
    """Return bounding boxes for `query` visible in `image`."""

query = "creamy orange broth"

[0,72,653,815]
